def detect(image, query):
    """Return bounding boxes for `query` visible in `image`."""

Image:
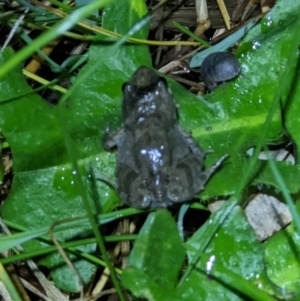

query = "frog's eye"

[157,77,167,87]
[122,83,134,101]
[122,82,131,93]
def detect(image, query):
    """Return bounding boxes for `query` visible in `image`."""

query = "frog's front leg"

[177,124,204,156]
[166,154,228,204]
[102,126,125,150]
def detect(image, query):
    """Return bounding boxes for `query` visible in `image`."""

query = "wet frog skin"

[103,66,227,209]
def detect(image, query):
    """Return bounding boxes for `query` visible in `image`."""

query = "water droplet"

[206,255,216,274]
[261,16,274,34]
[252,41,261,50]
[246,147,254,156]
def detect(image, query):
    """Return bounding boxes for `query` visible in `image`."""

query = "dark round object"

[201,52,241,91]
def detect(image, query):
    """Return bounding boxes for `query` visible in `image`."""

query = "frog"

[103,66,227,209]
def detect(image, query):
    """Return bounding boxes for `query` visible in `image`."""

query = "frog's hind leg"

[116,164,156,209]
[200,154,229,185]
[166,154,203,204]
[95,172,118,191]
[166,154,228,205]
[176,125,205,156]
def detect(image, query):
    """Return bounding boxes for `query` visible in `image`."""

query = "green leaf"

[263,202,300,295]
[190,0,300,198]
[123,210,185,292]
[264,221,300,294]
[178,205,291,300]
[122,267,181,301]
[253,161,300,194]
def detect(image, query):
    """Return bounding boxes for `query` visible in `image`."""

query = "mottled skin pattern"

[103,66,227,208]
[201,52,241,91]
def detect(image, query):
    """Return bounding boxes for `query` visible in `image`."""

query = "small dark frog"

[201,52,241,91]
[103,66,227,209]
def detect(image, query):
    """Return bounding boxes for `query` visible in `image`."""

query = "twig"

[1,8,29,52]
[216,0,231,29]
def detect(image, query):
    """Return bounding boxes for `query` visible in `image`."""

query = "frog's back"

[108,66,225,209]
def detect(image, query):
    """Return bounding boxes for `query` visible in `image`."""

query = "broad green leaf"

[0,207,141,254]
[178,205,292,300]
[254,161,300,194]
[264,220,300,294]
[122,267,181,301]
[123,210,185,291]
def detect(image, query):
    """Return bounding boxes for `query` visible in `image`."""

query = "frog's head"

[122,66,177,127]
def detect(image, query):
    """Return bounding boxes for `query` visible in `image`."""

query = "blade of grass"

[266,153,300,234]
[22,70,66,92]
[58,102,127,300]
[178,198,237,286]
[14,0,44,13]
[173,21,210,47]
[0,83,55,104]
[0,222,51,253]
[0,235,137,265]
[56,12,153,301]
[1,207,143,253]
[46,0,71,10]
[28,0,202,47]
[13,25,61,70]
[0,262,22,301]
[0,0,114,79]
